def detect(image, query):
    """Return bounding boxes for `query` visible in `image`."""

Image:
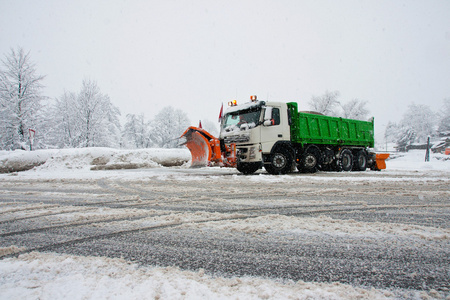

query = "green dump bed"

[287,102,374,148]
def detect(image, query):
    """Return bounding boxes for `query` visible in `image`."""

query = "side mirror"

[264,107,273,121]
[263,107,273,126]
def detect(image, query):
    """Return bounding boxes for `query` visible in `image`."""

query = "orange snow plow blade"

[374,153,390,170]
[180,126,236,168]
[180,127,214,167]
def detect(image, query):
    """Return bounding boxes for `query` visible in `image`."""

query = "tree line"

[306,90,449,151]
[0,47,197,150]
[384,101,449,151]
[1,48,448,151]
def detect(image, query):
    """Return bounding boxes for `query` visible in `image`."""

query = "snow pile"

[0,148,190,173]
[0,149,56,173]
[0,251,413,300]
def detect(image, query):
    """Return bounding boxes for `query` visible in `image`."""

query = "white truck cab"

[219,99,291,174]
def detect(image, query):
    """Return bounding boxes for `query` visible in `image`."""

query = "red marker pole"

[29,129,36,151]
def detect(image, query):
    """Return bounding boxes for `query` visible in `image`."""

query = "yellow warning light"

[228,99,238,106]
[250,95,257,102]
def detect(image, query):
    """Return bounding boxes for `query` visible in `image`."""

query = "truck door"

[260,105,289,153]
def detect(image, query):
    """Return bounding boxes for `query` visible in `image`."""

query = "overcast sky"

[1,0,449,140]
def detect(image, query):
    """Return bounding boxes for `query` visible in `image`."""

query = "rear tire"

[298,147,321,173]
[336,149,353,172]
[237,162,260,175]
[265,148,293,175]
[353,150,368,171]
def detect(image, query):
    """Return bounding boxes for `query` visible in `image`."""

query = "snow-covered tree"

[51,79,121,148]
[0,48,46,150]
[382,102,438,151]
[309,90,340,116]
[309,91,371,121]
[395,126,416,152]
[149,106,190,148]
[384,121,399,143]
[49,91,77,147]
[437,98,450,135]
[338,99,369,120]
[400,103,436,143]
[122,113,151,148]
[76,79,121,147]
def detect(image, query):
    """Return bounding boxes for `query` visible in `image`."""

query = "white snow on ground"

[0,251,425,300]
[386,151,449,171]
[0,148,449,299]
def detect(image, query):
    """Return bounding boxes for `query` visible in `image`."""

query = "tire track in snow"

[0,213,165,237]
[0,214,256,259]
[0,207,99,224]
[0,203,60,215]
[2,202,448,258]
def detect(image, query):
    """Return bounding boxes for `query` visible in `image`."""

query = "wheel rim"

[304,154,317,168]
[273,154,286,169]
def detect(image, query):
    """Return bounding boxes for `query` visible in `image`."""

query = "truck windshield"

[222,109,261,131]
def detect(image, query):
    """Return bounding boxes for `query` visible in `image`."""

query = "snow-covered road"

[0,149,449,299]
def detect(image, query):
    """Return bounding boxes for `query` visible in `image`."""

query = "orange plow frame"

[180,126,236,168]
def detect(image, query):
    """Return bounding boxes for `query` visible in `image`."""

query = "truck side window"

[272,108,280,125]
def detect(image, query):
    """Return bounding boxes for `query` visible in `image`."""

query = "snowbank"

[0,148,190,173]
[0,149,55,173]
[0,251,426,300]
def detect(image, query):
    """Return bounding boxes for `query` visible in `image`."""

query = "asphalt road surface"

[1,169,449,294]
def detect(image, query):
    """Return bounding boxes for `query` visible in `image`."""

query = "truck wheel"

[265,148,293,175]
[353,150,367,171]
[298,147,321,173]
[237,162,260,175]
[337,149,353,172]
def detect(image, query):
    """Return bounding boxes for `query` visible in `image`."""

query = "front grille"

[223,134,250,143]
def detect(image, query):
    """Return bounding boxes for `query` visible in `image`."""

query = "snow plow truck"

[181,96,389,175]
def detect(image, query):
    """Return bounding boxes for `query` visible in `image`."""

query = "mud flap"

[374,153,390,170]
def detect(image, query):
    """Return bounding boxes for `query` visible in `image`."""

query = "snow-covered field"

[0,148,449,299]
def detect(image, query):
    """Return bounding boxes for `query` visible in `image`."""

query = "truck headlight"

[249,147,256,159]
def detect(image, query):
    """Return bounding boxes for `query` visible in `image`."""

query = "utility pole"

[425,136,430,162]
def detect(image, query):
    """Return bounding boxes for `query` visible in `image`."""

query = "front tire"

[265,148,293,175]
